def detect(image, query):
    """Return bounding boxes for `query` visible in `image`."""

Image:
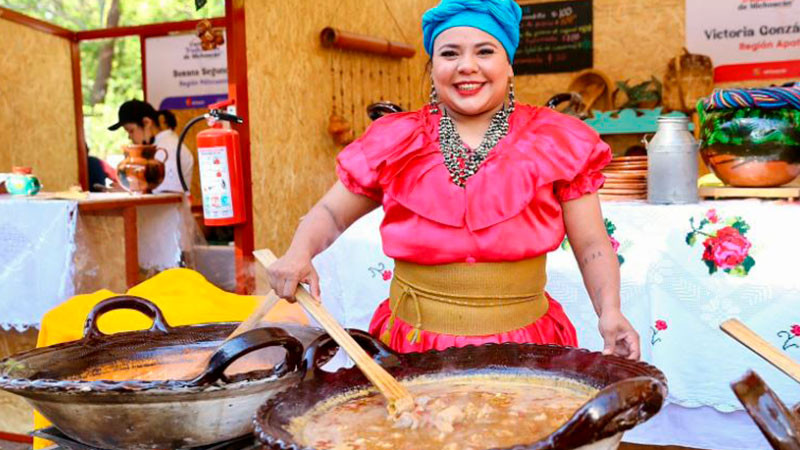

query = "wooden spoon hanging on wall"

[253,249,416,418]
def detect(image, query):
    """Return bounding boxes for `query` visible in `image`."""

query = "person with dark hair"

[157,109,178,131]
[109,100,194,193]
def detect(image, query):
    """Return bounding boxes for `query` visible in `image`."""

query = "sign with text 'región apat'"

[686,0,800,82]
[513,1,593,75]
[144,32,228,110]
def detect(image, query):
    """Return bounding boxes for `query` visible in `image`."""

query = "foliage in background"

[0,0,224,159]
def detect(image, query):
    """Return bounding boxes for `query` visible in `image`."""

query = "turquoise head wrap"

[422,0,523,63]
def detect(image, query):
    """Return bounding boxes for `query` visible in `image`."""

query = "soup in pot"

[289,374,595,450]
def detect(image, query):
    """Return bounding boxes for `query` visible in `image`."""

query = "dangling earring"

[429,81,439,114]
[507,78,516,113]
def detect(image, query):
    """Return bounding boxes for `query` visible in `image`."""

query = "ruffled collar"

[366,104,594,231]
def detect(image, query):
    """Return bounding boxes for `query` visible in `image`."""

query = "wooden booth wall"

[0,18,78,191]
[244,0,797,253]
[245,0,437,253]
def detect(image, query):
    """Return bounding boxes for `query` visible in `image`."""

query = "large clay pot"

[699,108,800,187]
[117,145,168,193]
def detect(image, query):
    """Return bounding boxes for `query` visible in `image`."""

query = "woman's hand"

[266,249,321,302]
[598,309,640,360]
[266,181,380,302]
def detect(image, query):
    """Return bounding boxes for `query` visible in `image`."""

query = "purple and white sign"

[144,32,228,110]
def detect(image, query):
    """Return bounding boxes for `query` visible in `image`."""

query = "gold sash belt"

[382,256,548,343]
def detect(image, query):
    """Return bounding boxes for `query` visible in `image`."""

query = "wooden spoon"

[721,318,800,384]
[253,249,416,417]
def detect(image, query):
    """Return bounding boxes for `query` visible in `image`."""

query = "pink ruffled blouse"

[336,104,611,265]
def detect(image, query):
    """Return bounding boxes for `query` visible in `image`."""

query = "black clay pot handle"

[190,327,304,386]
[545,92,577,110]
[83,295,171,340]
[546,377,667,449]
[301,328,399,382]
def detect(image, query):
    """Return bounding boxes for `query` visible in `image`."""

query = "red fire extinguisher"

[177,99,246,226]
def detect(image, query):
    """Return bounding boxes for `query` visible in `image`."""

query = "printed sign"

[198,146,234,219]
[686,0,800,82]
[513,1,593,75]
[144,32,228,110]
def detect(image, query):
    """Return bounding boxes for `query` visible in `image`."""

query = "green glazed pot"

[6,168,41,196]
[698,108,800,187]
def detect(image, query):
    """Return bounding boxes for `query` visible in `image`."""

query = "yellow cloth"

[33,268,307,449]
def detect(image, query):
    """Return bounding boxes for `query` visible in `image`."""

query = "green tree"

[0,0,224,159]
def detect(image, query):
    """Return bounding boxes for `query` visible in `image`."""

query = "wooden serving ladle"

[253,249,416,417]
[720,318,800,384]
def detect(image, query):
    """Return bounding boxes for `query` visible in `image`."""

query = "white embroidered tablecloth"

[313,200,800,450]
[0,196,191,329]
[0,198,77,331]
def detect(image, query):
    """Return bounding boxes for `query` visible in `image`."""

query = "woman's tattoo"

[580,250,604,268]
[321,202,344,232]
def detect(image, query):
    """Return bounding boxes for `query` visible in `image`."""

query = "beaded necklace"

[438,104,513,187]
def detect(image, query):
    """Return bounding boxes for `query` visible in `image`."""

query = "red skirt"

[368,292,578,354]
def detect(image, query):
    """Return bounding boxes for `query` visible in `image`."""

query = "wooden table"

[74,193,184,287]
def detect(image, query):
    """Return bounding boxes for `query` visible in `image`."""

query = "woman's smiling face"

[431,27,513,118]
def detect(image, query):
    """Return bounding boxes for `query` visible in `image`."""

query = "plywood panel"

[245,0,436,253]
[244,0,795,253]
[0,19,77,191]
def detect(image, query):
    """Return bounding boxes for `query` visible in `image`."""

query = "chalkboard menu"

[513,1,593,75]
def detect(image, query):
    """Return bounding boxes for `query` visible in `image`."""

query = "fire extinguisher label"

[198,146,234,219]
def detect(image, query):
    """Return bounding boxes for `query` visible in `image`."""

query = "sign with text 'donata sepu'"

[686,0,800,82]
[144,32,228,110]
[513,0,593,75]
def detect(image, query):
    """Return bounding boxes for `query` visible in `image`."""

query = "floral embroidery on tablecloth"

[368,262,392,281]
[561,218,624,265]
[651,320,668,345]
[777,324,800,350]
[685,209,755,277]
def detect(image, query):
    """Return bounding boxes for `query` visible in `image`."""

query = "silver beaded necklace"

[438,104,513,188]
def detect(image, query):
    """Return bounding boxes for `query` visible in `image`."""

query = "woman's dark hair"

[157,109,178,130]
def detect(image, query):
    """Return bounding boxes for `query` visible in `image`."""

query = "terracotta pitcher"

[117,145,168,194]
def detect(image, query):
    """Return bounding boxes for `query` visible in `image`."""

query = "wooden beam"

[71,41,88,191]
[122,206,139,287]
[0,430,33,444]
[0,6,74,40]
[75,17,225,41]
[226,0,255,294]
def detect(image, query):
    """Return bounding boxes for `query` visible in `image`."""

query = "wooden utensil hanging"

[721,318,800,384]
[253,249,415,416]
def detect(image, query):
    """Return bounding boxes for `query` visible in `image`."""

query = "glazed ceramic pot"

[117,145,168,193]
[256,331,667,450]
[0,296,325,450]
[6,167,41,196]
[699,108,800,187]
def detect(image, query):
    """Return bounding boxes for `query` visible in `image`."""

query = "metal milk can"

[644,116,699,204]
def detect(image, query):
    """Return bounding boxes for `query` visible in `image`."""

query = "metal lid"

[657,115,690,124]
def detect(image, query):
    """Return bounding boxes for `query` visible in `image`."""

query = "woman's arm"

[562,193,640,360]
[267,181,379,300]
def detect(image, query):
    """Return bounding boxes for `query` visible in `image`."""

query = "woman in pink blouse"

[268,0,640,359]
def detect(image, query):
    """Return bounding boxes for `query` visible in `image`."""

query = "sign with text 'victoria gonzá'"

[686,0,800,82]
[144,32,228,110]
[513,0,593,75]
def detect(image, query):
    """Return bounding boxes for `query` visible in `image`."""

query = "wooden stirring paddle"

[253,249,416,417]
[721,318,800,384]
